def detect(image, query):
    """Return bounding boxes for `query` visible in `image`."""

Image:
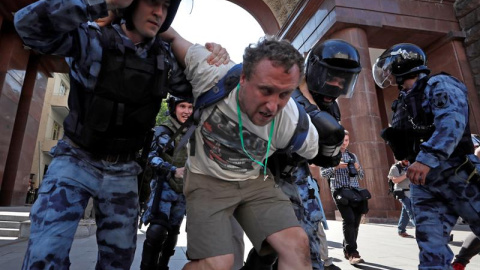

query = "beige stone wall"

[30,73,69,190]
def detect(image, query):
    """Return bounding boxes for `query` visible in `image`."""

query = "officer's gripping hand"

[205,42,230,66]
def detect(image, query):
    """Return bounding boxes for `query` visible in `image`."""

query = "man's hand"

[407,161,430,185]
[106,0,134,10]
[205,42,230,66]
[336,162,348,170]
[174,167,185,179]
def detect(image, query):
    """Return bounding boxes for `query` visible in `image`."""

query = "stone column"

[0,53,39,206]
[330,27,398,222]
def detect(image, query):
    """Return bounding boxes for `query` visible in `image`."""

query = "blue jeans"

[22,139,142,270]
[398,196,415,233]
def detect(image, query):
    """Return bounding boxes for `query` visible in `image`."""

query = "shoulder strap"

[279,99,309,156]
[98,25,125,53]
[347,151,355,161]
[171,63,243,153]
[394,163,403,174]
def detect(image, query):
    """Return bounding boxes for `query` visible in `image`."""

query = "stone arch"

[226,0,279,35]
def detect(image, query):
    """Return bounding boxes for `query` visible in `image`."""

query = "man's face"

[341,134,350,151]
[132,0,169,39]
[325,76,346,90]
[238,59,300,126]
[175,101,193,124]
[323,75,345,101]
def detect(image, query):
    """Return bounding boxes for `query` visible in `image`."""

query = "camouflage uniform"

[276,162,327,270]
[141,119,187,228]
[405,75,480,269]
[23,139,141,270]
[140,119,187,270]
[14,1,189,269]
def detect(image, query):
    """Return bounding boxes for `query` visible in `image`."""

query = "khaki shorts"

[184,169,300,259]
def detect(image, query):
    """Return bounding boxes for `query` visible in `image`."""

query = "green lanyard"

[236,84,275,180]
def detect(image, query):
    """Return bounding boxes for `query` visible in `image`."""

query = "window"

[56,80,68,96]
[52,121,61,140]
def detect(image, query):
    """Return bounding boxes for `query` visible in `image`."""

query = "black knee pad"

[145,223,168,246]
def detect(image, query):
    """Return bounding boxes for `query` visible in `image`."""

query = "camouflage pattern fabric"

[277,162,326,270]
[141,179,186,227]
[22,139,141,270]
[141,119,187,226]
[411,154,480,270]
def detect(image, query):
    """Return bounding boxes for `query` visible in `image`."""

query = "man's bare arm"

[161,27,230,68]
[160,27,193,68]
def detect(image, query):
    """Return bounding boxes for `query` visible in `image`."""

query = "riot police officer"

[140,95,193,270]
[373,43,480,269]
[14,0,227,269]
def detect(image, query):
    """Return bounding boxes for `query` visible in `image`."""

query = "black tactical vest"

[385,74,473,162]
[64,26,169,154]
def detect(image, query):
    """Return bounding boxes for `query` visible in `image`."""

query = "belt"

[96,153,135,163]
[63,136,136,163]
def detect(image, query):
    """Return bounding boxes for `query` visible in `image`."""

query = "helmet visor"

[308,63,360,99]
[372,55,397,89]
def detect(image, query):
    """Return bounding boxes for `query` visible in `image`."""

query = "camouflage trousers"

[142,178,186,227]
[411,154,480,270]
[277,163,326,270]
[22,139,141,270]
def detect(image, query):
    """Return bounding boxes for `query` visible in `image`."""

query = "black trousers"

[334,200,367,255]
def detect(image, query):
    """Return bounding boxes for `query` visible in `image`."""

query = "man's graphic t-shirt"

[184,44,319,181]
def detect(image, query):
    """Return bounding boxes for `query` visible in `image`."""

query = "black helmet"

[122,0,181,33]
[305,39,362,108]
[372,43,430,88]
[167,95,193,118]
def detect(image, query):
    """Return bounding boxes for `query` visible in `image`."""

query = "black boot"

[156,241,176,270]
[140,240,163,270]
[156,227,180,270]
[240,248,277,270]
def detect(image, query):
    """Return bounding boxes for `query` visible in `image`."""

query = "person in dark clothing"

[140,95,193,270]
[14,1,227,269]
[321,130,367,265]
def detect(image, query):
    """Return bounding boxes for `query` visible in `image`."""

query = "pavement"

[1,217,480,270]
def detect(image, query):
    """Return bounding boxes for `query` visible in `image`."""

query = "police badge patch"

[433,92,449,108]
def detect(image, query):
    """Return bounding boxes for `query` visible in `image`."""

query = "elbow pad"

[308,110,345,167]
[166,44,193,97]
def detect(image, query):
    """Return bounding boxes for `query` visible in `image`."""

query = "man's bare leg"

[266,227,312,270]
[182,254,234,270]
